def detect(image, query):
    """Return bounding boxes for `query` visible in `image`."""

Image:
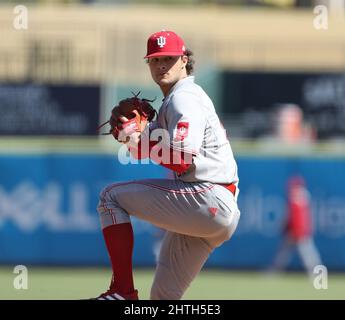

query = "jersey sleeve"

[166,91,206,155]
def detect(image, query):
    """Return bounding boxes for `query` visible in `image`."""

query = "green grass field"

[0,267,344,300]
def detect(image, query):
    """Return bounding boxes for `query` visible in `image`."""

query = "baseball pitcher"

[93,30,240,300]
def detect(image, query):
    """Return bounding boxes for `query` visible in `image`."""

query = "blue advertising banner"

[0,154,344,270]
[0,154,167,266]
[209,157,345,271]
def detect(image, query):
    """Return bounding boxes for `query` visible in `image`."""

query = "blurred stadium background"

[0,0,345,299]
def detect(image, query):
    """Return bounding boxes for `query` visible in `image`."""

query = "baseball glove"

[98,92,157,142]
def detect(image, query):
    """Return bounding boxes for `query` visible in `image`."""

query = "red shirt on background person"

[286,176,312,241]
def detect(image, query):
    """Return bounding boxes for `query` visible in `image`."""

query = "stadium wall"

[0,153,344,271]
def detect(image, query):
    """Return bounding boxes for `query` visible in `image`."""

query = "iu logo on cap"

[157,36,166,48]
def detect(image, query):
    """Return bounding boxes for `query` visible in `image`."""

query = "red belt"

[219,183,236,196]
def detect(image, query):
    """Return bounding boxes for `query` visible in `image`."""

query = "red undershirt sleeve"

[128,139,192,174]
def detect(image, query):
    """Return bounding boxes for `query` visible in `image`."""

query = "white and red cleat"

[93,289,138,300]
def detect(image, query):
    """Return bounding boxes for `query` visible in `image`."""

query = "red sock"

[102,223,135,294]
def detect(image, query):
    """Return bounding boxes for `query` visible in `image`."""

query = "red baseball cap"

[288,175,305,187]
[144,30,186,59]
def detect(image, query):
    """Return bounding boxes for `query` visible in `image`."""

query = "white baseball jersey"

[154,76,239,187]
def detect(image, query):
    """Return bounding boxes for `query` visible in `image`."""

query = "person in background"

[270,175,322,279]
